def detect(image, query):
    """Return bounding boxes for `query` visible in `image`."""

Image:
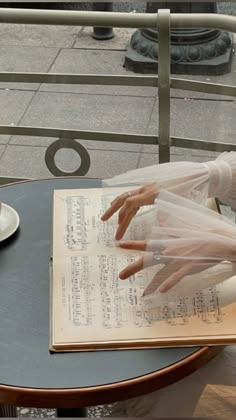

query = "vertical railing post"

[158,9,171,163]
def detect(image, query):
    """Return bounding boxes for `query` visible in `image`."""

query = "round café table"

[0,178,223,416]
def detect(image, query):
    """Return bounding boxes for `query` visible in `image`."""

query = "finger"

[119,240,147,251]
[158,262,195,293]
[118,190,156,224]
[116,190,157,240]
[101,188,142,221]
[111,187,142,205]
[101,195,127,221]
[163,243,205,259]
[101,207,119,221]
[143,261,183,296]
[115,208,139,240]
[119,256,144,280]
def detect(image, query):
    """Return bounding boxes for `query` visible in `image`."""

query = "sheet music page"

[53,187,153,258]
[51,189,236,350]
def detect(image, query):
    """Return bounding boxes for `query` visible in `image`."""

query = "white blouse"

[106,153,236,419]
[104,151,236,209]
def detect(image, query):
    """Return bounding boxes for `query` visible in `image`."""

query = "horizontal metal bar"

[0,125,235,154]
[0,73,158,87]
[171,79,236,97]
[0,73,235,100]
[0,9,158,28]
[171,137,236,153]
[171,13,236,32]
[1,73,235,99]
[0,125,158,145]
[0,9,235,34]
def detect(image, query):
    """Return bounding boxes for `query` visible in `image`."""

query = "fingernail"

[142,289,161,299]
[141,292,151,299]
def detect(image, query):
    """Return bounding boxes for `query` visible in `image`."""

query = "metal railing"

[0,8,235,182]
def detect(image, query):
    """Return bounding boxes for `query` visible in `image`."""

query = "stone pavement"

[0,9,235,418]
[0,18,236,182]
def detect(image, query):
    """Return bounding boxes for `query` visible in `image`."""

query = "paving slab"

[74,27,135,50]
[0,23,82,48]
[170,149,219,162]
[170,83,236,102]
[86,149,140,178]
[39,48,236,99]
[9,135,143,153]
[0,135,11,145]
[170,147,218,160]
[0,145,51,179]
[143,96,236,153]
[171,56,236,88]
[39,49,158,97]
[140,144,219,158]
[0,45,59,90]
[0,89,35,146]
[138,152,159,168]
[9,135,54,148]
[0,89,34,124]
[138,148,220,169]
[170,53,236,100]
[0,144,5,158]
[0,144,140,179]
[169,97,236,145]
[18,91,154,152]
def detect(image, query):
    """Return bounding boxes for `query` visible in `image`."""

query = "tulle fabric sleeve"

[204,151,236,209]
[103,161,209,204]
[103,152,236,209]
[135,189,236,300]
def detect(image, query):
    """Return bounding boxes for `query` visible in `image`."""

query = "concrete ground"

[0,7,235,418]
[0,17,236,181]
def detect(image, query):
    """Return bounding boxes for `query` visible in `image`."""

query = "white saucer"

[0,203,20,242]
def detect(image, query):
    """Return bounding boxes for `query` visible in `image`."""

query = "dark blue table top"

[0,178,200,390]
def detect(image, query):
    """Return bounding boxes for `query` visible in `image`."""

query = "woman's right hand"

[118,236,236,296]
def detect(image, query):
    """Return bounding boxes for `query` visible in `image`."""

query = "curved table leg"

[0,404,17,417]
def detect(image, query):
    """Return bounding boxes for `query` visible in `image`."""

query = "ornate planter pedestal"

[124,2,233,75]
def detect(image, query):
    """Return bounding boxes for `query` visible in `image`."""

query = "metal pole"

[158,9,171,163]
[92,3,114,40]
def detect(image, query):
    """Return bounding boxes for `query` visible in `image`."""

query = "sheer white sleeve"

[103,152,236,209]
[137,189,236,301]
[204,151,236,209]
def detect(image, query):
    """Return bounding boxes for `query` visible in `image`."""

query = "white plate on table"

[0,203,20,242]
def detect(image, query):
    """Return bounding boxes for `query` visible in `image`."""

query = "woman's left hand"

[101,182,159,240]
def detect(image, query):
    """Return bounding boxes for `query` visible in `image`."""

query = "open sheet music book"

[50,188,236,352]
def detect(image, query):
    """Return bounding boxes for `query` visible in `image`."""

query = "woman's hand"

[118,239,234,296]
[101,182,159,240]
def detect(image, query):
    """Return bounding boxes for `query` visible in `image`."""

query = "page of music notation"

[51,188,236,350]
